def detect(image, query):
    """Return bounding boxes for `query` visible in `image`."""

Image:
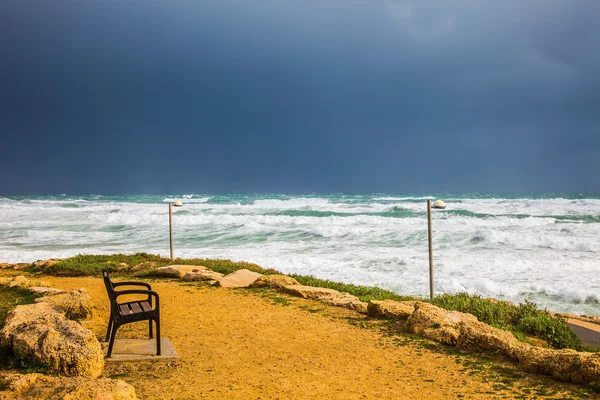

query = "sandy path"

[37,276,585,399]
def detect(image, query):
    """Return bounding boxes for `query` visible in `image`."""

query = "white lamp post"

[169,200,183,260]
[427,199,446,299]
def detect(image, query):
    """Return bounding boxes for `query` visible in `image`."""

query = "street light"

[169,200,183,260]
[427,199,446,300]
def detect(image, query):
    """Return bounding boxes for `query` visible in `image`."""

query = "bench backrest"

[102,270,119,309]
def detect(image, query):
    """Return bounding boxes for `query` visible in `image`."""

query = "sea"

[1,193,599,316]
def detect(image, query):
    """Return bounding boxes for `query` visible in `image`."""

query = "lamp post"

[169,200,183,260]
[427,199,446,300]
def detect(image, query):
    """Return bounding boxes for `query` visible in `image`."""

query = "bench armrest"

[113,281,152,290]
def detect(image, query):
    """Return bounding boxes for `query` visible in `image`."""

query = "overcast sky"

[1,0,598,195]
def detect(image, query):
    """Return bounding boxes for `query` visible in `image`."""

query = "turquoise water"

[1,193,599,315]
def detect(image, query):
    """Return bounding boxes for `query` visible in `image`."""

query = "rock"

[0,302,103,378]
[216,269,262,288]
[155,264,208,278]
[32,258,63,269]
[0,373,138,399]
[4,275,51,288]
[11,264,30,271]
[514,346,600,386]
[405,302,478,346]
[457,319,523,357]
[182,270,224,282]
[249,275,300,289]
[0,263,11,269]
[0,277,12,285]
[35,288,93,320]
[130,261,158,272]
[367,300,416,320]
[116,262,131,271]
[27,287,66,296]
[282,285,368,314]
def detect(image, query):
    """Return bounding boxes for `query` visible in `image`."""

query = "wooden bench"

[102,270,161,358]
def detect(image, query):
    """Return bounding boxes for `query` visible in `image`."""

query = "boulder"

[250,275,300,289]
[35,288,93,320]
[0,373,138,399]
[283,285,368,314]
[3,276,51,289]
[405,302,478,346]
[0,302,103,378]
[32,258,63,269]
[155,264,208,278]
[216,269,262,288]
[367,300,416,320]
[182,270,224,282]
[27,287,66,296]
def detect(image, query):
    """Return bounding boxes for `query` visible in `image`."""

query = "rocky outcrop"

[0,373,137,400]
[155,265,208,278]
[283,285,368,314]
[367,300,416,320]
[35,288,93,320]
[182,270,224,282]
[404,302,600,386]
[0,275,51,289]
[250,275,300,289]
[0,302,103,378]
[32,258,63,269]
[216,269,262,288]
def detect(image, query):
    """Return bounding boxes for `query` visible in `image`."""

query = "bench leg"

[106,323,119,358]
[155,318,161,356]
[149,319,153,339]
[105,312,113,342]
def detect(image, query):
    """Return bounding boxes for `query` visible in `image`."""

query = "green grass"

[431,293,581,350]
[0,286,38,322]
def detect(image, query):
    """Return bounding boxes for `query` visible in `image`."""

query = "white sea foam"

[1,194,599,315]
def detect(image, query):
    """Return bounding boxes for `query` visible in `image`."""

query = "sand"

[10,275,584,400]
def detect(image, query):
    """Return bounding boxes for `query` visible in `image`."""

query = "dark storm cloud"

[0,0,598,194]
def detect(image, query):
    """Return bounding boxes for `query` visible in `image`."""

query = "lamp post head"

[173,200,183,207]
[432,200,446,209]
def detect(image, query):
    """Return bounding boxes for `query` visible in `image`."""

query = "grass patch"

[431,293,581,350]
[0,286,38,322]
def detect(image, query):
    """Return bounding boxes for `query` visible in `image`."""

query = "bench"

[102,270,161,358]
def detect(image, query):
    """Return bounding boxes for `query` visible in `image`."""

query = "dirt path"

[33,276,591,399]
[568,319,600,348]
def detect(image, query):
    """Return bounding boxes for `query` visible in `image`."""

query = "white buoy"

[432,200,446,209]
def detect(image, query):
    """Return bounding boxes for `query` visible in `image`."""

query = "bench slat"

[130,302,143,314]
[119,304,131,315]
[140,301,152,312]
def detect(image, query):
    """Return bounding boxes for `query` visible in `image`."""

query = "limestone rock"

[0,263,10,269]
[250,275,299,289]
[35,288,93,320]
[32,258,63,269]
[321,294,368,314]
[4,275,51,289]
[182,270,224,282]
[0,302,103,378]
[11,264,30,271]
[116,262,131,271]
[0,277,12,285]
[216,269,262,288]
[0,373,138,400]
[27,286,66,296]
[405,302,478,346]
[283,285,368,314]
[155,264,208,278]
[514,346,600,385]
[367,300,416,320]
